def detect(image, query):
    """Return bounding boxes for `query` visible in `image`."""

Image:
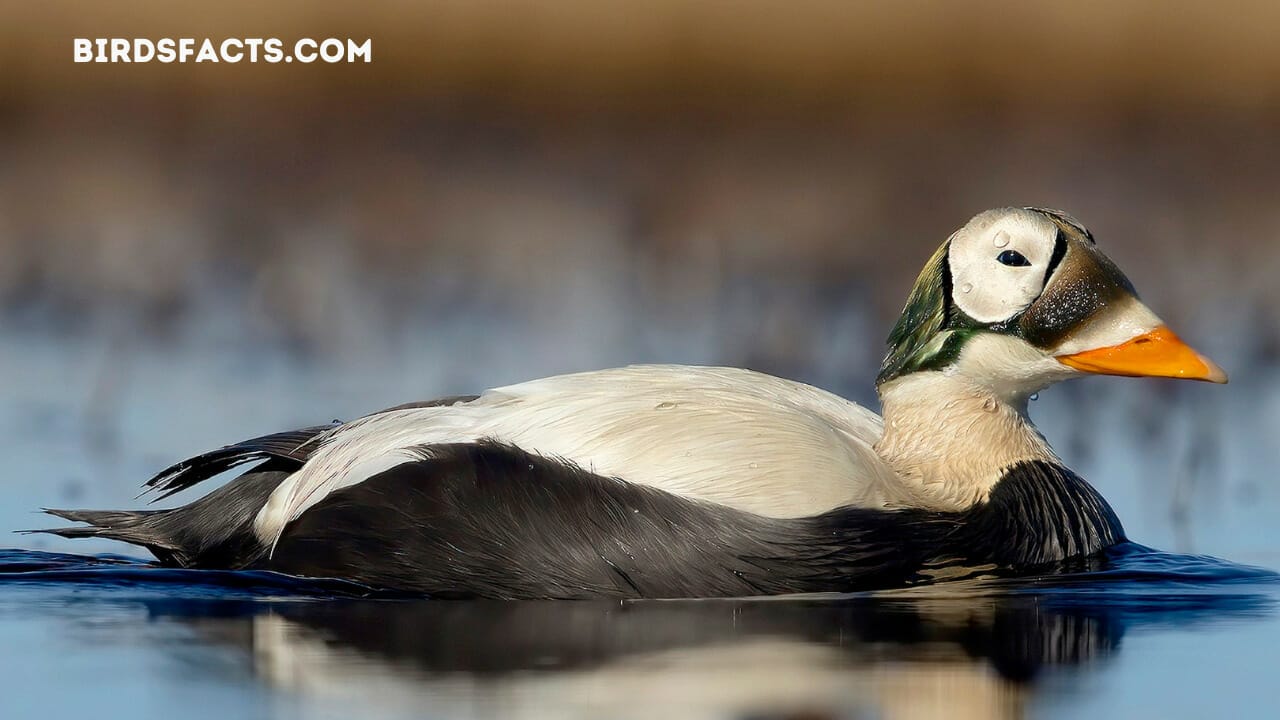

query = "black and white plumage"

[34,207,1225,599]
[45,443,1122,598]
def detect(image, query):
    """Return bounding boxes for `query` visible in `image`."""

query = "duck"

[33,207,1227,599]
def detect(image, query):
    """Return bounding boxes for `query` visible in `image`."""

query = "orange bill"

[1056,325,1228,383]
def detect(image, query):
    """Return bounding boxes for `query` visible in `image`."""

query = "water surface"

[1,545,1275,719]
[3,316,1278,719]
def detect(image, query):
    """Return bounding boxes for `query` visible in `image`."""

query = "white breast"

[253,365,900,545]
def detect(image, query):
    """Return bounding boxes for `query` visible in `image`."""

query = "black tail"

[36,508,169,544]
[33,401,474,557]
[28,461,295,567]
[29,422,337,565]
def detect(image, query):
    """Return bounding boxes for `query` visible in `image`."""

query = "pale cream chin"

[951,333,1079,404]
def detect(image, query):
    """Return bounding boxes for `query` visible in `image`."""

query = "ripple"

[0,544,1276,708]
[0,543,1274,604]
[0,548,378,599]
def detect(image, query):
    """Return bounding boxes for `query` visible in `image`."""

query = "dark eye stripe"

[997,250,1032,267]
[1043,229,1068,286]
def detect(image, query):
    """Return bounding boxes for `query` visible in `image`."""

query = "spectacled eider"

[34,207,1227,598]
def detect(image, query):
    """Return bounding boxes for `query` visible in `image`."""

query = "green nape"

[876,240,973,385]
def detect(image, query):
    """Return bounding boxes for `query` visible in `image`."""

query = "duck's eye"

[997,250,1031,267]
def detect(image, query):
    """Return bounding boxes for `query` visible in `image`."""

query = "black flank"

[258,444,1126,599]
[35,442,1126,599]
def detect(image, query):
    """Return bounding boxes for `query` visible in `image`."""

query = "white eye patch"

[948,210,1059,324]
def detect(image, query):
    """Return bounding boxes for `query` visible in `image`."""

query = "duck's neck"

[874,371,1061,511]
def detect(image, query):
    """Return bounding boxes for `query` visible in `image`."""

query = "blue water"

[4,328,1280,718]
[1,543,1275,719]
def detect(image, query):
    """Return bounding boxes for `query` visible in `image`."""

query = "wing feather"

[255,365,897,547]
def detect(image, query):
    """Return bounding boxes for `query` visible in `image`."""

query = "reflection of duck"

[37,208,1228,598]
[244,586,1124,680]
[136,572,1267,720]
[5,545,1269,720]
[242,614,1033,720]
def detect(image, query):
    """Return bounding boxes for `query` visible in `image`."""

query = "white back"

[253,365,902,545]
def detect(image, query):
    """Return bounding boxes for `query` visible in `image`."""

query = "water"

[0,545,1275,719]
[3,314,1279,718]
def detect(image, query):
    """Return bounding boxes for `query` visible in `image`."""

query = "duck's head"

[877,207,1226,400]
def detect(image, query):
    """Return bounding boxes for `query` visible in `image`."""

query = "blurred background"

[3,1,1279,563]
[2,2,1280,712]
